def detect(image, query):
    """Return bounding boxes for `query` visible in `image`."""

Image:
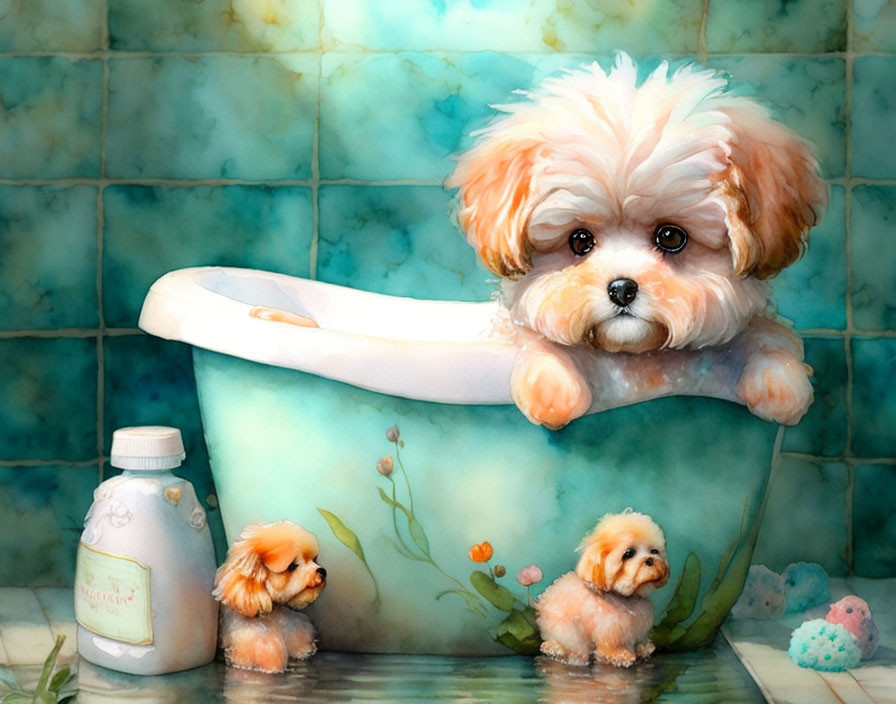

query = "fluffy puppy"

[213,521,326,673]
[536,511,669,667]
[449,55,827,429]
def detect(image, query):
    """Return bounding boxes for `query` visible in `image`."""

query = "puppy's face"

[449,57,827,352]
[214,521,326,617]
[576,512,669,597]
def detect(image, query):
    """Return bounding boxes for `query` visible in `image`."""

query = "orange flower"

[469,541,493,563]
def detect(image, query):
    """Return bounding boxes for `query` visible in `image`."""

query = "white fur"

[449,55,827,429]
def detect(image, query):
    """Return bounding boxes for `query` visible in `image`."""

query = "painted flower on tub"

[469,542,493,563]
[376,456,394,476]
[517,565,543,587]
[319,423,546,653]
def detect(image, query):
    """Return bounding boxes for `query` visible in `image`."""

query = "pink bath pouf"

[826,596,879,660]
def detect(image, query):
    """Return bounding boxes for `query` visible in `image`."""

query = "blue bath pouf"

[788,619,861,672]
[783,562,830,613]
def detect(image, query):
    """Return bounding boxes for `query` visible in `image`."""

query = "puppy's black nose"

[645,558,654,567]
[316,567,327,579]
[608,278,638,307]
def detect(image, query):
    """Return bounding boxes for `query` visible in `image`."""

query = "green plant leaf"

[48,666,71,693]
[318,509,367,564]
[0,667,18,692]
[435,589,488,618]
[666,496,766,650]
[470,570,516,612]
[407,516,430,557]
[391,539,426,562]
[494,609,541,655]
[1,693,32,704]
[57,683,79,703]
[656,553,702,630]
[708,498,750,594]
[34,635,65,698]
[376,488,411,517]
[318,508,382,606]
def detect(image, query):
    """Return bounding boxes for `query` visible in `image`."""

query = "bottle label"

[74,542,153,645]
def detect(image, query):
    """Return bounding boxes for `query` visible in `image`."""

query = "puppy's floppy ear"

[213,523,273,617]
[575,532,615,591]
[447,127,543,278]
[715,105,828,279]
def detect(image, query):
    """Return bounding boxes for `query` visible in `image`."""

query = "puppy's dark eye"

[654,224,688,253]
[568,228,595,256]
[650,549,660,555]
[622,548,636,560]
[286,561,299,572]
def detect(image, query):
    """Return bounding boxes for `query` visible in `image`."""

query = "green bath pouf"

[788,619,862,672]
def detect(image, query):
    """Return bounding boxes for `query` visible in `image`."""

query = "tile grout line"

[96,0,110,486]
[0,459,100,468]
[0,178,450,187]
[1,49,896,59]
[8,176,896,188]
[843,0,856,572]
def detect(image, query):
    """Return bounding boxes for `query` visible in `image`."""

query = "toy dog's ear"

[576,533,615,591]
[715,105,827,280]
[213,523,273,617]
[448,128,544,278]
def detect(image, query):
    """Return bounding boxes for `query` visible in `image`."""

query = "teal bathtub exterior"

[193,346,779,656]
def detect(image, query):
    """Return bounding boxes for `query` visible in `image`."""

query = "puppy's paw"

[736,352,813,426]
[511,352,592,430]
[284,624,317,660]
[635,641,655,660]
[225,634,288,673]
[540,639,590,667]
[595,643,638,668]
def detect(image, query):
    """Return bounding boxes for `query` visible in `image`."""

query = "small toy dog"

[449,55,827,429]
[536,511,669,667]
[213,521,326,673]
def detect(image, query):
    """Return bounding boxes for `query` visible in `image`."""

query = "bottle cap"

[110,426,186,470]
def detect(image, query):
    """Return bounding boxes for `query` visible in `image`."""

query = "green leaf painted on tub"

[435,589,489,618]
[666,496,764,650]
[318,508,382,607]
[318,509,367,564]
[495,609,541,655]
[708,498,749,595]
[655,553,702,632]
[470,570,516,612]
[390,538,427,562]
[407,516,430,557]
[376,487,413,519]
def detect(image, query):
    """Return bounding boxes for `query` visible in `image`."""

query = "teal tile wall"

[0,0,894,585]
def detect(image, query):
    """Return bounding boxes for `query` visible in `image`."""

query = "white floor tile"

[0,588,55,666]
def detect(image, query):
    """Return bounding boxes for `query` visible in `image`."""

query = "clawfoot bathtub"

[140,266,779,655]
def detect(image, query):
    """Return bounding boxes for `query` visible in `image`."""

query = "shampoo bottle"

[74,426,218,674]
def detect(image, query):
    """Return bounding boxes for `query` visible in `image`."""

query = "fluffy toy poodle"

[536,511,669,667]
[213,521,326,673]
[449,54,827,429]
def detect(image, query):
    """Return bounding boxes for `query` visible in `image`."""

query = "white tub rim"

[138,266,517,405]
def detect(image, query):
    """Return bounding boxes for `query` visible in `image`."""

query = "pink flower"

[376,456,394,476]
[516,565,543,587]
[386,425,400,443]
